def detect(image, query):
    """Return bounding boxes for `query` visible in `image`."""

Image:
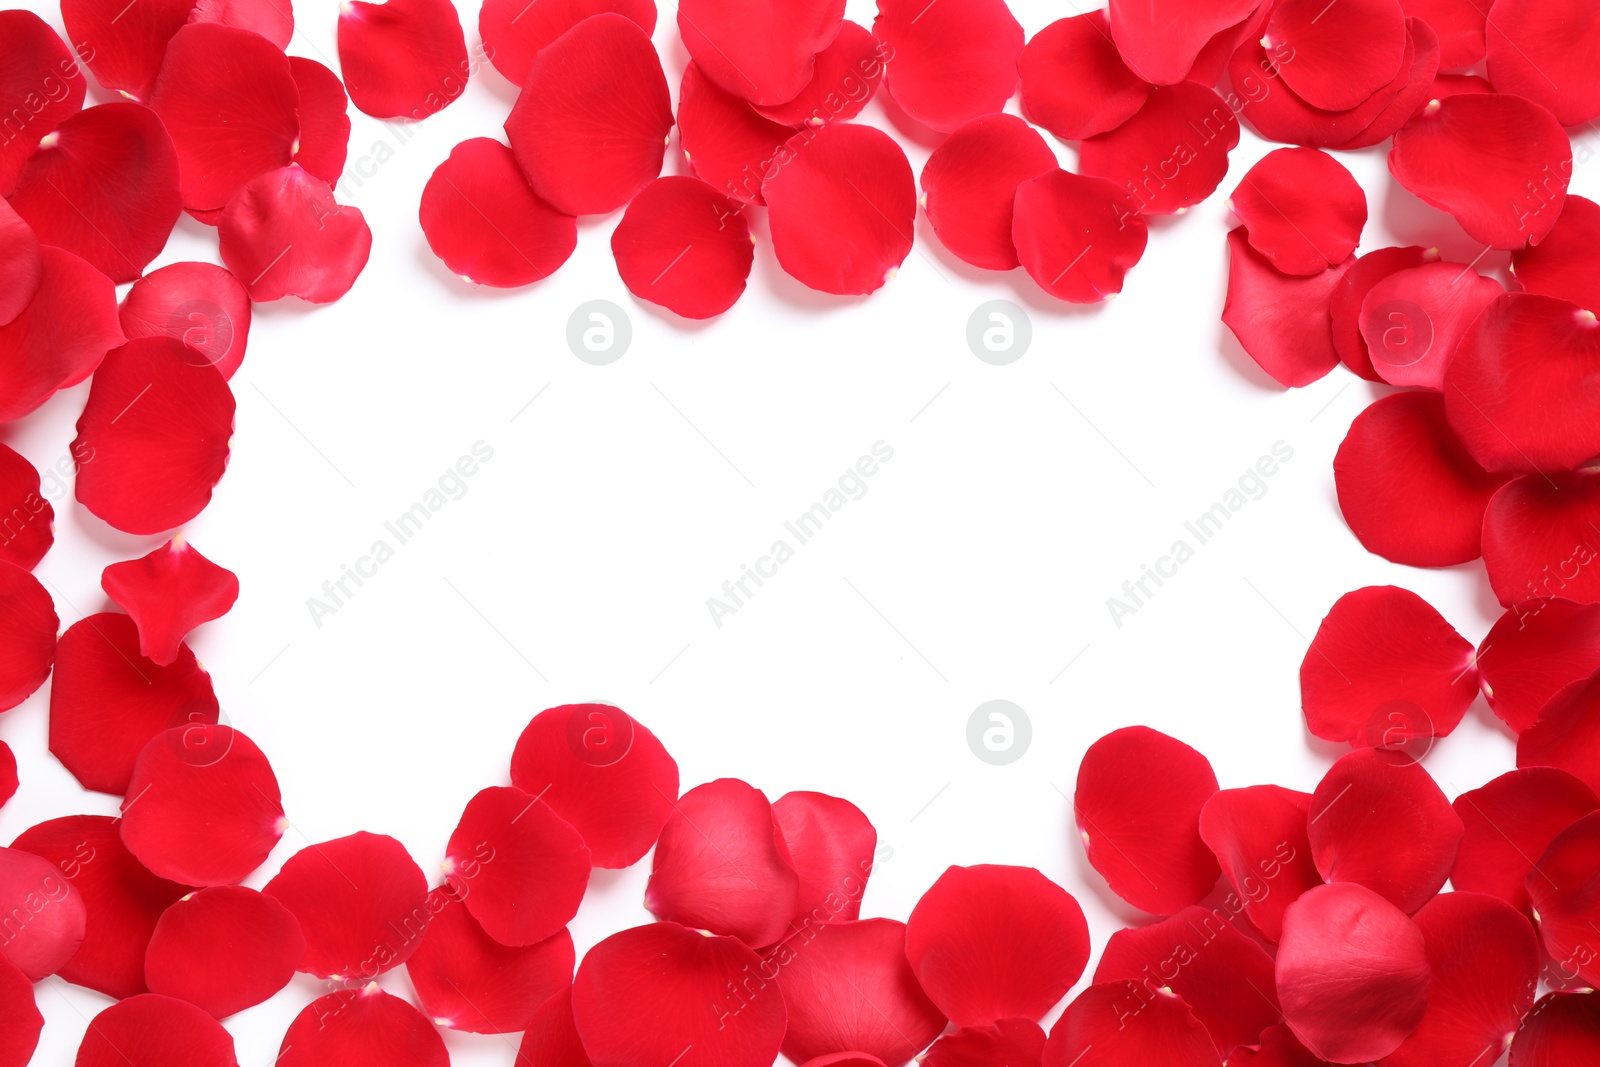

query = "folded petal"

[145,886,304,1018]
[1479,599,1600,734]
[0,561,56,713]
[218,165,372,303]
[75,994,236,1067]
[101,539,239,667]
[1020,13,1150,142]
[421,137,577,287]
[1081,83,1239,215]
[1222,228,1348,388]
[611,176,754,319]
[278,986,449,1067]
[873,0,1022,133]
[1198,785,1321,942]
[1231,148,1367,277]
[338,0,468,119]
[445,785,591,946]
[118,261,252,379]
[0,245,124,424]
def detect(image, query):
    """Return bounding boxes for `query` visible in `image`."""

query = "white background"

[5,0,1597,1061]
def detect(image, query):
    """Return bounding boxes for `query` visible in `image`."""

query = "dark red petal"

[922,1020,1046,1067]
[1276,883,1431,1063]
[645,778,798,947]
[0,12,86,195]
[0,846,86,979]
[406,886,574,1033]
[1222,228,1348,389]
[677,61,792,207]
[10,814,192,999]
[764,122,915,296]
[1331,246,1434,381]
[1454,769,1599,915]
[1402,0,1485,69]
[1525,811,1600,987]
[1512,195,1600,312]
[873,0,1022,133]
[445,786,590,946]
[1512,991,1600,1067]
[772,790,876,928]
[0,561,56,713]
[145,885,304,1018]
[574,922,787,1067]
[338,0,468,120]
[75,994,236,1067]
[509,703,680,869]
[1042,980,1223,1067]
[1334,392,1511,568]
[481,0,657,88]
[611,176,754,319]
[62,0,191,102]
[288,57,352,186]
[0,245,124,424]
[8,103,181,284]
[1266,0,1408,111]
[1519,669,1600,795]
[119,262,251,380]
[1107,0,1260,84]
[1479,599,1600,734]
[148,23,299,212]
[1229,1024,1336,1067]
[921,114,1058,272]
[279,986,449,1067]
[0,198,41,328]
[1331,18,1445,150]
[1081,83,1238,215]
[0,955,41,1067]
[1482,471,1600,607]
[517,988,592,1067]
[0,742,15,809]
[72,337,235,535]
[189,0,294,48]
[420,137,577,287]
[753,21,883,128]
[1074,726,1221,916]
[219,165,371,302]
[262,832,430,980]
[1198,785,1322,942]
[101,539,239,667]
[1020,13,1150,141]
[906,864,1089,1027]
[1389,93,1571,249]
[775,918,946,1064]
[677,0,844,106]
[49,612,217,795]
[1485,0,1600,126]
[1231,148,1366,277]
[1308,748,1464,913]
[1363,261,1504,389]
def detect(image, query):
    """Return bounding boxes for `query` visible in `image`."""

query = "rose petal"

[62,0,191,103]
[0,561,56,713]
[1400,0,1484,69]
[1511,991,1600,1067]
[0,198,41,329]
[1452,769,1599,916]
[1331,246,1434,381]
[873,0,1022,133]
[517,988,592,1067]
[800,1057,887,1067]
[1081,82,1239,215]
[0,846,86,979]
[1222,228,1349,388]
[1184,4,1275,88]
[920,114,1057,272]
[1228,1024,1336,1067]
[1107,0,1261,85]
[0,12,86,196]
[288,57,352,186]
[119,262,252,380]
[753,21,884,128]
[101,539,239,667]
[1231,148,1367,277]
[1359,260,1504,390]
[1524,811,1600,987]
[921,1020,1046,1067]
[1331,18,1444,151]
[145,886,305,1018]
[444,786,590,947]
[677,61,793,207]
[188,0,294,48]
[75,994,236,1067]
[480,0,657,88]
[219,165,372,303]
[772,790,876,929]
[1198,785,1322,942]
[1482,471,1600,607]
[1479,599,1600,734]
[278,986,449,1067]
[1012,169,1150,303]
[0,955,41,1067]
[1519,668,1600,795]
[1512,194,1600,312]
[611,176,754,319]
[677,0,844,106]
[1042,980,1223,1067]
[1485,0,1600,127]
[0,742,15,810]
[1020,13,1150,142]
[338,0,469,119]
[0,245,124,424]
[1266,0,1408,111]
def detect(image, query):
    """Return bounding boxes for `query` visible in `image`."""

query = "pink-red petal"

[611,176,754,319]
[445,785,590,946]
[1479,599,1600,734]
[1107,0,1260,85]
[1014,169,1150,302]
[1361,261,1503,388]
[1512,194,1600,312]
[1265,0,1408,112]
[288,57,352,186]
[1453,768,1599,915]
[753,21,884,128]
[1485,0,1600,127]
[0,198,40,329]
[118,262,252,379]
[1222,228,1348,388]
[1330,246,1435,381]
[1524,811,1600,987]
[1081,82,1238,215]
[188,0,294,48]
[338,0,469,120]
[921,114,1057,272]
[922,1020,1046,1067]
[1198,785,1322,942]
[481,0,657,88]
[75,994,237,1067]
[1482,471,1600,607]
[218,165,372,303]
[1402,0,1485,70]
[145,885,304,1018]
[0,12,86,195]
[0,245,124,424]
[102,539,239,667]
[62,0,192,103]
[0,845,86,979]
[1231,148,1367,277]
[677,61,793,207]
[420,137,577,287]
[1020,13,1150,142]
[0,955,40,1067]
[677,0,844,106]
[873,0,1022,133]
[0,561,56,713]
[1042,980,1223,1067]
[1519,668,1600,795]
[278,986,449,1067]
[772,790,876,929]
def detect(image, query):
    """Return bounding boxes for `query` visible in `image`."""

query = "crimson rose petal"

[1362,263,1503,389]
[1511,991,1600,1067]
[338,0,468,120]
[922,1020,1046,1067]
[0,742,14,809]
[0,13,86,195]
[1198,785,1322,942]
[906,864,1089,1027]
[102,539,240,667]
[1330,246,1433,381]
[62,0,191,103]
[481,0,657,88]
[189,0,294,47]
[219,165,372,303]
[1524,812,1600,987]
[1106,0,1259,85]
[1020,13,1149,142]
[1518,669,1600,795]
[0,955,40,1067]
[0,246,124,424]
[516,988,592,1067]
[1229,1024,1335,1067]
[119,262,252,379]
[800,1058,886,1067]
[1453,769,1599,915]
[0,198,41,328]
[279,986,448,1067]
[1481,471,1600,607]
[1512,194,1600,312]
[678,61,792,207]
[0,562,56,713]
[772,790,876,928]
[921,114,1058,272]
[1402,0,1485,70]
[75,994,236,1067]
[1222,228,1348,388]
[1485,0,1600,127]
[1042,980,1222,1067]
[289,57,352,186]
[1332,19,1444,151]
[611,176,754,319]
[445,786,591,946]
[1081,83,1238,215]
[420,138,577,288]
[873,0,1023,133]
[1075,726,1221,915]
[0,846,86,979]
[1478,599,1600,734]
[1231,148,1367,277]
[1265,0,1408,111]
[677,0,844,106]
[145,886,305,1018]
[753,21,883,128]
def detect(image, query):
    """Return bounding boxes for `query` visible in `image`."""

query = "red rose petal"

[1453,769,1599,916]
[1081,82,1239,215]
[677,61,792,207]
[1482,471,1600,607]
[1479,599,1600,734]
[10,814,193,999]
[188,0,294,48]
[1485,0,1600,127]
[278,986,449,1067]
[145,885,305,1018]
[0,742,15,809]
[1265,0,1408,111]
[1222,228,1348,389]
[0,245,124,424]
[517,988,592,1067]
[873,0,1022,133]
[219,165,372,303]
[149,23,299,212]
[572,922,787,1067]
[0,845,86,979]
[920,114,1058,272]
[645,778,798,947]
[102,539,239,667]
[1075,726,1221,916]
[1276,883,1431,1063]
[1334,392,1511,568]
[1402,0,1485,69]
[922,1020,1046,1067]
[119,262,252,380]
[1512,991,1600,1067]
[0,561,56,713]
[1184,4,1275,88]
[480,0,657,88]
[1525,811,1600,987]
[62,0,191,103]
[677,0,844,106]
[1360,262,1502,390]
[420,137,577,288]
[764,123,915,296]
[1512,194,1600,312]
[1308,748,1464,913]
[1332,18,1445,151]
[509,703,680,869]
[337,0,469,121]
[775,918,947,1065]
[0,955,41,1067]
[1231,148,1366,277]
[1012,171,1150,302]
[1331,246,1434,381]
[264,832,429,980]
[9,103,182,284]
[772,790,876,928]
[1020,13,1150,142]
[288,57,352,186]
[1519,669,1600,795]
[445,785,591,946]
[1229,1024,1336,1067]
[49,612,217,796]
[752,21,884,128]
[0,198,41,329]
[611,176,754,319]
[1106,0,1260,85]
[0,12,86,196]
[1042,980,1223,1067]
[1198,785,1322,942]
[800,1057,887,1067]
[906,864,1089,1027]
[75,994,236,1067]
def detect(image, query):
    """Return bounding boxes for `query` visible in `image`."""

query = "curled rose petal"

[775,918,947,1064]
[1360,262,1502,389]
[1265,0,1408,111]
[1524,811,1600,987]
[1075,726,1221,915]
[677,61,792,207]
[1106,0,1260,85]
[0,954,41,1067]
[219,165,372,303]
[922,1020,1046,1067]
[509,703,680,869]
[1512,194,1600,312]
[0,846,86,979]
[0,561,57,713]
[1276,883,1430,1063]
[145,886,305,1019]
[921,114,1058,272]
[1511,991,1600,1067]
[505,14,673,215]
[1222,228,1349,388]
[0,245,124,424]
[1020,13,1150,142]
[516,988,591,1067]
[10,815,192,999]
[1402,0,1485,70]
[61,0,191,103]
[279,986,449,1067]
[772,790,876,929]
[677,0,844,106]
[0,198,41,328]
[1485,0,1600,127]
[119,262,251,380]
[1308,748,1464,913]
[481,0,657,88]
[0,742,14,809]
[338,0,469,120]
[1081,82,1239,215]
[444,787,590,947]
[1453,769,1599,915]
[102,539,239,667]
[1330,246,1434,381]
[188,0,294,47]
[1334,393,1510,568]
[420,138,577,288]
[906,864,1089,1027]
[573,923,787,1067]
[288,57,352,186]
[1231,148,1367,277]
[1481,471,1600,607]
[0,12,86,195]
[874,0,1023,133]
[764,123,915,296]
[1479,599,1600,734]
[1198,785,1322,942]
[1042,980,1222,1067]
[75,994,236,1067]
[406,886,574,1034]
[645,778,798,947]
[753,21,884,128]
[1519,669,1600,795]
[611,176,754,319]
